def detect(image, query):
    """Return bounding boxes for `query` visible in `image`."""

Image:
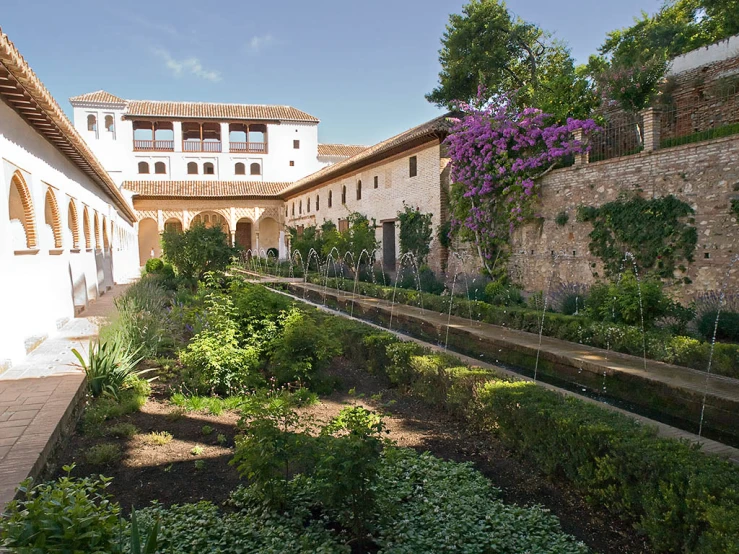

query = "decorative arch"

[93,212,101,249]
[9,171,37,249]
[164,217,183,233]
[103,217,110,249]
[67,199,80,249]
[191,210,230,234]
[82,206,91,249]
[44,188,63,248]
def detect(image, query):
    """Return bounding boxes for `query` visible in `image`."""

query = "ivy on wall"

[577,194,697,278]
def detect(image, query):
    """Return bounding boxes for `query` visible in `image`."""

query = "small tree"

[322,213,378,270]
[161,223,238,283]
[397,204,434,266]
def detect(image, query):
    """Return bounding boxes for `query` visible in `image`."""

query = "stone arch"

[235,217,253,250]
[67,199,80,248]
[191,210,230,234]
[9,171,37,249]
[138,217,159,265]
[164,217,183,233]
[82,206,91,249]
[44,188,63,248]
[258,216,280,253]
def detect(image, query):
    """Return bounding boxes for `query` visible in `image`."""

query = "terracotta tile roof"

[124,100,319,123]
[0,28,136,222]
[318,144,368,158]
[282,114,454,198]
[69,90,126,105]
[123,180,292,198]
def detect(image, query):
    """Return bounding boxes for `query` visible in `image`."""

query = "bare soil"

[56,361,651,554]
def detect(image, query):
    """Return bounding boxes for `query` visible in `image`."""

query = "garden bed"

[52,359,647,554]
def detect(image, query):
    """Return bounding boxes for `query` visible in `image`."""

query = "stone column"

[157,209,164,232]
[573,129,589,166]
[640,107,661,153]
[220,122,230,153]
[173,122,183,153]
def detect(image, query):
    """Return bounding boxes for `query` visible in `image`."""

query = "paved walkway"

[0,285,127,510]
[260,277,739,463]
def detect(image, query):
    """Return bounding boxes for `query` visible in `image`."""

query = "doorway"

[382,221,396,273]
[235,220,252,251]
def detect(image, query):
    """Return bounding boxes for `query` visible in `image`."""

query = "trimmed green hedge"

[308,275,739,379]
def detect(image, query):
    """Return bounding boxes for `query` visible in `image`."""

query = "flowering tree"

[445,96,599,276]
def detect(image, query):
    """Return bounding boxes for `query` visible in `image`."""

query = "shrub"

[385,341,424,386]
[397,204,434,266]
[86,443,122,466]
[145,257,164,274]
[697,310,739,342]
[554,211,569,226]
[484,281,524,306]
[73,338,147,400]
[267,309,341,385]
[162,223,238,283]
[82,388,149,433]
[0,466,123,553]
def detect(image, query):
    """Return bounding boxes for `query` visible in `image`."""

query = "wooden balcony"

[229,141,267,153]
[183,140,222,153]
[133,139,174,151]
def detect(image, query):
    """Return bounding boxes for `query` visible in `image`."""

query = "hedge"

[307,275,739,379]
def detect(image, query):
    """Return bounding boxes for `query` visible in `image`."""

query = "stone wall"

[508,135,739,299]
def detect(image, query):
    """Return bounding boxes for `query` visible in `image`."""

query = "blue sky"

[3,0,659,145]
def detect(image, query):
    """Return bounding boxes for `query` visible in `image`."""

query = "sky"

[2,0,660,146]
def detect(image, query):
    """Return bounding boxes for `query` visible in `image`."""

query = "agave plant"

[72,338,150,400]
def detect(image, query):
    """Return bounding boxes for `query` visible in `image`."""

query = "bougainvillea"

[444,95,599,276]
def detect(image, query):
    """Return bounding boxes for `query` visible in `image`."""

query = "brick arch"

[8,171,37,249]
[44,188,63,248]
[82,206,92,249]
[67,198,80,248]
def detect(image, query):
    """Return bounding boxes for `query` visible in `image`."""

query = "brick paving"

[0,285,127,510]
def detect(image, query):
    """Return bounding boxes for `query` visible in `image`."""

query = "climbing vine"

[731,198,739,219]
[577,194,697,278]
[397,204,434,266]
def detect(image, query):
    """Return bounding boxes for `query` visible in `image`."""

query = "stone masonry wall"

[508,135,739,300]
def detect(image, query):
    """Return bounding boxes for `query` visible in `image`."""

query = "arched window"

[341,185,346,205]
[187,162,198,175]
[203,162,215,175]
[138,161,150,174]
[299,200,302,215]
[83,207,91,249]
[307,198,311,213]
[44,189,62,249]
[87,114,97,132]
[104,115,114,133]
[292,203,295,216]
[68,200,80,249]
[154,161,166,174]
[8,171,36,249]
[316,195,320,211]
[328,190,333,208]
[235,162,245,175]
[250,162,261,175]
[356,180,362,201]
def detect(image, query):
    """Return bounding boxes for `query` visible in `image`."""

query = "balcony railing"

[229,141,267,153]
[133,139,174,151]
[183,140,222,153]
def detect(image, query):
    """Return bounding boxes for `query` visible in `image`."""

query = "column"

[278,230,287,260]
[173,121,183,153]
[573,129,589,166]
[640,107,661,153]
[157,209,164,232]
[220,122,230,153]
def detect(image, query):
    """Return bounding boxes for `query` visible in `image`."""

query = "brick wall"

[507,135,739,299]
[284,140,449,274]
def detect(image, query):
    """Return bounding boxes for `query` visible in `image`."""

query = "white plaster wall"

[284,142,444,270]
[0,100,138,369]
[669,33,739,74]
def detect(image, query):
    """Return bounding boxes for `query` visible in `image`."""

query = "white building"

[0,30,139,370]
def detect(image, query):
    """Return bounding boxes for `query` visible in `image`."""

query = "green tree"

[397,204,434,266]
[322,213,379,270]
[427,0,596,121]
[288,225,325,270]
[161,223,238,283]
